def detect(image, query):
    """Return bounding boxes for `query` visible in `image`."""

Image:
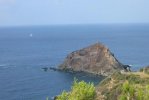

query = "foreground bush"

[96,72,149,100]
[119,81,149,100]
[56,79,95,100]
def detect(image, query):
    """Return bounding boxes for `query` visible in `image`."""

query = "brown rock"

[59,43,125,76]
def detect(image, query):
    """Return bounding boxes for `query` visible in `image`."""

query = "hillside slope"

[96,71,149,100]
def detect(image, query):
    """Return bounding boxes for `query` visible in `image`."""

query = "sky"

[0,0,149,26]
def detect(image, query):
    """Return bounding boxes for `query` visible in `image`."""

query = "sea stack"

[59,43,125,76]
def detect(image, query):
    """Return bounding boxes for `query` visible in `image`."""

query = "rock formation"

[59,43,125,76]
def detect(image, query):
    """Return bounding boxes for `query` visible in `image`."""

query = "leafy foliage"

[96,71,149,100]
[139,67,149,75]
[56,91,69,100]
[56,79,95,100]
[119,81,149,100]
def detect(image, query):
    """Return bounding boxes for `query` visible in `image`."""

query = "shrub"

[121,81,135,99]
[119,95,127,100]
[118,81,149,100]
[56,79,95,100]
[139,68,144,72]
[56,91,69,100]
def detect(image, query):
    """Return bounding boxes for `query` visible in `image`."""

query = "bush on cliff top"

[56,79,96,100]
[96,72,149,100]
[119,81,149,100]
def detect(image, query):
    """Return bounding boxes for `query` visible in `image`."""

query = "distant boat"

[29,34,33,37]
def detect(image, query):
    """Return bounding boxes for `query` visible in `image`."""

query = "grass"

[96,71,149,100]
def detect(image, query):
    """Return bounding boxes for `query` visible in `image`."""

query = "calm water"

[0,24,149,100]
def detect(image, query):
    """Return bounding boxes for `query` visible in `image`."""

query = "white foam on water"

[0,64,16,69]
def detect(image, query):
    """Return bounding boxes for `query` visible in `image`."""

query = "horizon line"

[0,22,149,28]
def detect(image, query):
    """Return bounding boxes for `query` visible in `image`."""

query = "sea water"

[0,24,149,100]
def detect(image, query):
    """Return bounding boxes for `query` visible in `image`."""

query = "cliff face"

[59,43,124,76]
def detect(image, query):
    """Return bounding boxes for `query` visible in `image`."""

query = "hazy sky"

[0,0,149,26]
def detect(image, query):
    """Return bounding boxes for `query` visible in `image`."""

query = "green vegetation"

[96,72,149,100]
[140,67,149,75]
[119,81,149,100]
[56,79,96,100]
[55,70,149,100]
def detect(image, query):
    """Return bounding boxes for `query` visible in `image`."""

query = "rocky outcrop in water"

[59,43,126,76]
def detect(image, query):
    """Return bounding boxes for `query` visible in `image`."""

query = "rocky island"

[59,43,129,76]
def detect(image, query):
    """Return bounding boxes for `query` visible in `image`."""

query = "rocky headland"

[59,43,130,76]
[54,43,149,100]
[53,43,149,100]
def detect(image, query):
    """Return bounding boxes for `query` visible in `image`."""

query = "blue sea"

[0,24,149,100]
